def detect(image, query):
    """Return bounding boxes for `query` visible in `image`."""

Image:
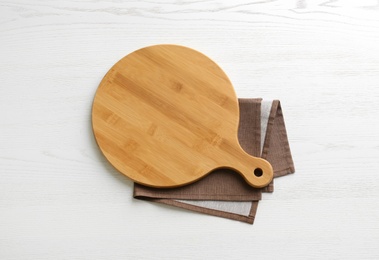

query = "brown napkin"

[134,99,295,224]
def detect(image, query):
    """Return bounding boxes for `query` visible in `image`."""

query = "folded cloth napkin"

[134,99,295,224]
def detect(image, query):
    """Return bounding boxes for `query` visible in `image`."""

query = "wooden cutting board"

[92,45,273,188]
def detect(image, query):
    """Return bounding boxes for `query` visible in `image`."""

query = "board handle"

[233,154,274,188]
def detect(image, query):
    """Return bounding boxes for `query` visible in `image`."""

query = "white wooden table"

[1,1,379,259]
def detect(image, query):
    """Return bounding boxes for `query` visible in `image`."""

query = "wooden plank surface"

[1,0,379,259]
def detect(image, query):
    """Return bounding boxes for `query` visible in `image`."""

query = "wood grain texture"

[92,44,273,188]
[1,0,379,259]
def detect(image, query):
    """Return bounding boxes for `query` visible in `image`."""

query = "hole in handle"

[254,168,263,177]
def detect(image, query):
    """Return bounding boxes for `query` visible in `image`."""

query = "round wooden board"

[92,45,273,188]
